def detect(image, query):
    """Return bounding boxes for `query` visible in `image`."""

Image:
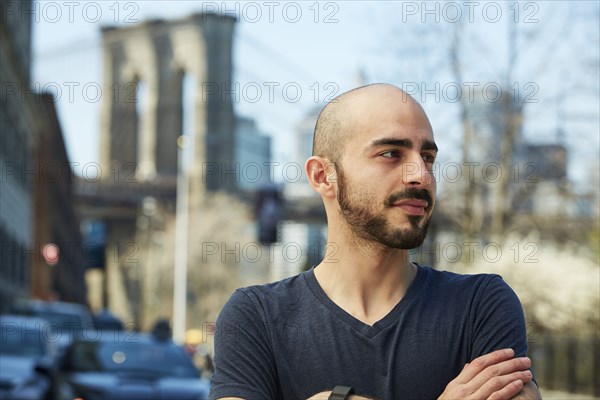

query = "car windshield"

[0,327,46,358]
[70,340,198,378]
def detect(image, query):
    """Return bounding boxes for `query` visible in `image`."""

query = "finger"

[454,348,515,384]
[467,357,531,390]
[474,371,532,400]
[487,379,525,400]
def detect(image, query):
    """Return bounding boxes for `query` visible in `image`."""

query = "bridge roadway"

[75,177,326,223]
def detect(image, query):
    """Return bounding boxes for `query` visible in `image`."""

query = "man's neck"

[313,234,417,326]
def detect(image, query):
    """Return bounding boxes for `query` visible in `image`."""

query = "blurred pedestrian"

[151,318,172,342]
[93,309,124,331]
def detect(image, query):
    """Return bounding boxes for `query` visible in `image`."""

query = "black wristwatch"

[328,386,355,400]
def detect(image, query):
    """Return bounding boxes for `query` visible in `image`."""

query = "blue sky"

[32,2,375,166]
[32,1,599,190]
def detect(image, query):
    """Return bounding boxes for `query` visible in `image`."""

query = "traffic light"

[256,185,282,245]
[81,220,107,269]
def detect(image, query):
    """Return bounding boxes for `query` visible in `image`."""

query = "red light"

[42,243,59,265]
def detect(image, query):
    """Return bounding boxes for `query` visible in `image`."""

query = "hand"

[438,348,533,400]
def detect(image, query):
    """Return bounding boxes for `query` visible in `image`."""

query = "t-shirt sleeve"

[209,289,279,400]
[470,275,530,360]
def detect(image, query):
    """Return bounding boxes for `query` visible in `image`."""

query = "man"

[208,84,541,400]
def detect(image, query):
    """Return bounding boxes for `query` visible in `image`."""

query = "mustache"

[385,188,433,208]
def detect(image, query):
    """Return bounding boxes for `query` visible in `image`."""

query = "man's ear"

[305,156,337,199]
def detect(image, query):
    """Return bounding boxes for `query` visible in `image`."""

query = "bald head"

[312,83,429,165]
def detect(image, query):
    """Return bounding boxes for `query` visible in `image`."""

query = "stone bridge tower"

[99,13,236,191]
[80,14,236,328]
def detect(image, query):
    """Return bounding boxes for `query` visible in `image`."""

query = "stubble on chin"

[336,170,431,250]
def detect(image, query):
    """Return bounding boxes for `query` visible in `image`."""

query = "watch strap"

[328,386,355,400]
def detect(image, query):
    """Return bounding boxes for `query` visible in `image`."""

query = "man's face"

[336,166,434,249]
[334,89,437,249]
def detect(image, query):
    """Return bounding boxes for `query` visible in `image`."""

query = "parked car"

[0,315,60,400]
[12,300,94,350]
[57,330,211,400]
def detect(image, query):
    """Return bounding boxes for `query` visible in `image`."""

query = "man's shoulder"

[223,270,312,315]
[417,264,507,298]
[419,264,501,285]
[237,270,309,298]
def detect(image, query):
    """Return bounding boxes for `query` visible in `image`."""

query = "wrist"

[328,386,355,400]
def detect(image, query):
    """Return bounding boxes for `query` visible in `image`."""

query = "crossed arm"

[304,348,542,400]
[437,348,541,400]
[217,348,541,400]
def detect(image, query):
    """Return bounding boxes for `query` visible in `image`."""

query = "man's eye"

[381,150,400,158]
[422,154,436,163]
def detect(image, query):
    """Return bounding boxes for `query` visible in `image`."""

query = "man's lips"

[392,199,429,216]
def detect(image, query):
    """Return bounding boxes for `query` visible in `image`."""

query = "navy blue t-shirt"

[209,265,530,400]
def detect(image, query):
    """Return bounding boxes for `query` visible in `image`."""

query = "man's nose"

[402,156,433,187]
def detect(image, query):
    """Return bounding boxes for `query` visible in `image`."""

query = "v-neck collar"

[302,263,427,339]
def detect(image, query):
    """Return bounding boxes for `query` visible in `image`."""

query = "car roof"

[0,314,55,329]
[73,329,178,346]
[23,299,90,313]
[14,300,94,326]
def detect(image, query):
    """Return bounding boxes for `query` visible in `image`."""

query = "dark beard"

[336,166,432,249]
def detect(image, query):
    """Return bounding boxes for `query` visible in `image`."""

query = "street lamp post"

[173,135,189,343]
